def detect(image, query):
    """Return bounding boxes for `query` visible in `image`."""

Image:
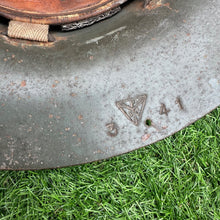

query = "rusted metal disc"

[0,0,219,170]
[0,0,128,24]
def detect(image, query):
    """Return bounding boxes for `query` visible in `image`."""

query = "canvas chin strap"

[8,21,49,42]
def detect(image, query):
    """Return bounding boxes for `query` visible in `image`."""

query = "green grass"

[0,107,219,220]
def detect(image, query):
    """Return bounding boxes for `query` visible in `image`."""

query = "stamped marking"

[116,94,147,126]
[175,97,184,110]
[106,123,118,137]
[159,103,170,116]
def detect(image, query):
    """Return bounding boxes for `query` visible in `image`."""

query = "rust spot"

[20,80,26,87]
[70,93,77,97]
[78,115,83,120]
[142,133,151,142]
[146,0,172,10]
[121,83,125,88]
[141,134,151,142]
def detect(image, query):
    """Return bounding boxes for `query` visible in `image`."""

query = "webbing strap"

[8,21,49,42]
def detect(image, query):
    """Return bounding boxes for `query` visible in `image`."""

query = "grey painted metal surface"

[0,0,219,170]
